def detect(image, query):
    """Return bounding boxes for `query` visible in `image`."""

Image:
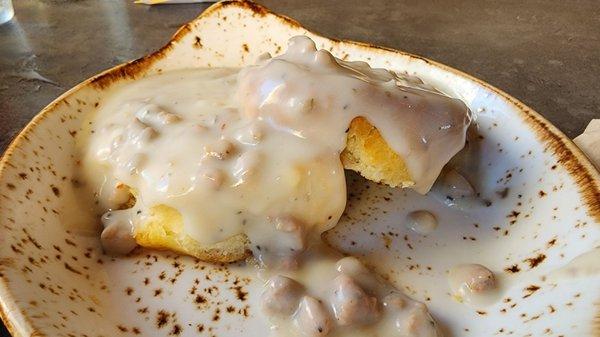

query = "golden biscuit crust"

[342,117,413,188]
[134,204,251,263]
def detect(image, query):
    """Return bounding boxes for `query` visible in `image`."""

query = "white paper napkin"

[574,119,600,168]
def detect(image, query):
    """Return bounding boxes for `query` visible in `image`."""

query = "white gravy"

[405,210,438,235]
[447,264,499,306]
[79,36,471,337]
[260,243,439,337]
[546,247,600,281]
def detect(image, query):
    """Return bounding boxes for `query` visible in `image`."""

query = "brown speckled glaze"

[0,1,599,337]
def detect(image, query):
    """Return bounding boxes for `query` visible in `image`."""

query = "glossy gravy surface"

[80,36,470,336]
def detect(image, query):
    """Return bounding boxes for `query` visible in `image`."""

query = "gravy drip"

[546,248,600,280]
[259,244,439,337]
[81,36,471,337]
[448,264,499,306]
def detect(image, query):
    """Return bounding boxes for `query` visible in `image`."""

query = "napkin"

[574,119,600,168]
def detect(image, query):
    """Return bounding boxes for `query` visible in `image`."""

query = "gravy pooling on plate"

[79,36,471,336]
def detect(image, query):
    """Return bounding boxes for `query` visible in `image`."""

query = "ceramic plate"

[0,1,599,337]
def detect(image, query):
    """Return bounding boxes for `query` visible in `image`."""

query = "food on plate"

[133,204,251,262]
[448,264,499,306]
[405,210,438,235]
[78,35,470,336]
[341,116,412,188]
[259,249,439,337]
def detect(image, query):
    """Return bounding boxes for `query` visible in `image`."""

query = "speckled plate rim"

[0,1,598,336]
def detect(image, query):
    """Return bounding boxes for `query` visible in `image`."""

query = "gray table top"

[0,0,599,336]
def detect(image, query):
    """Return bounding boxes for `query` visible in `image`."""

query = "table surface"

[0,0,599,335]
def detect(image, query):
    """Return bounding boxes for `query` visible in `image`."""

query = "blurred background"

[0,0,599,334]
